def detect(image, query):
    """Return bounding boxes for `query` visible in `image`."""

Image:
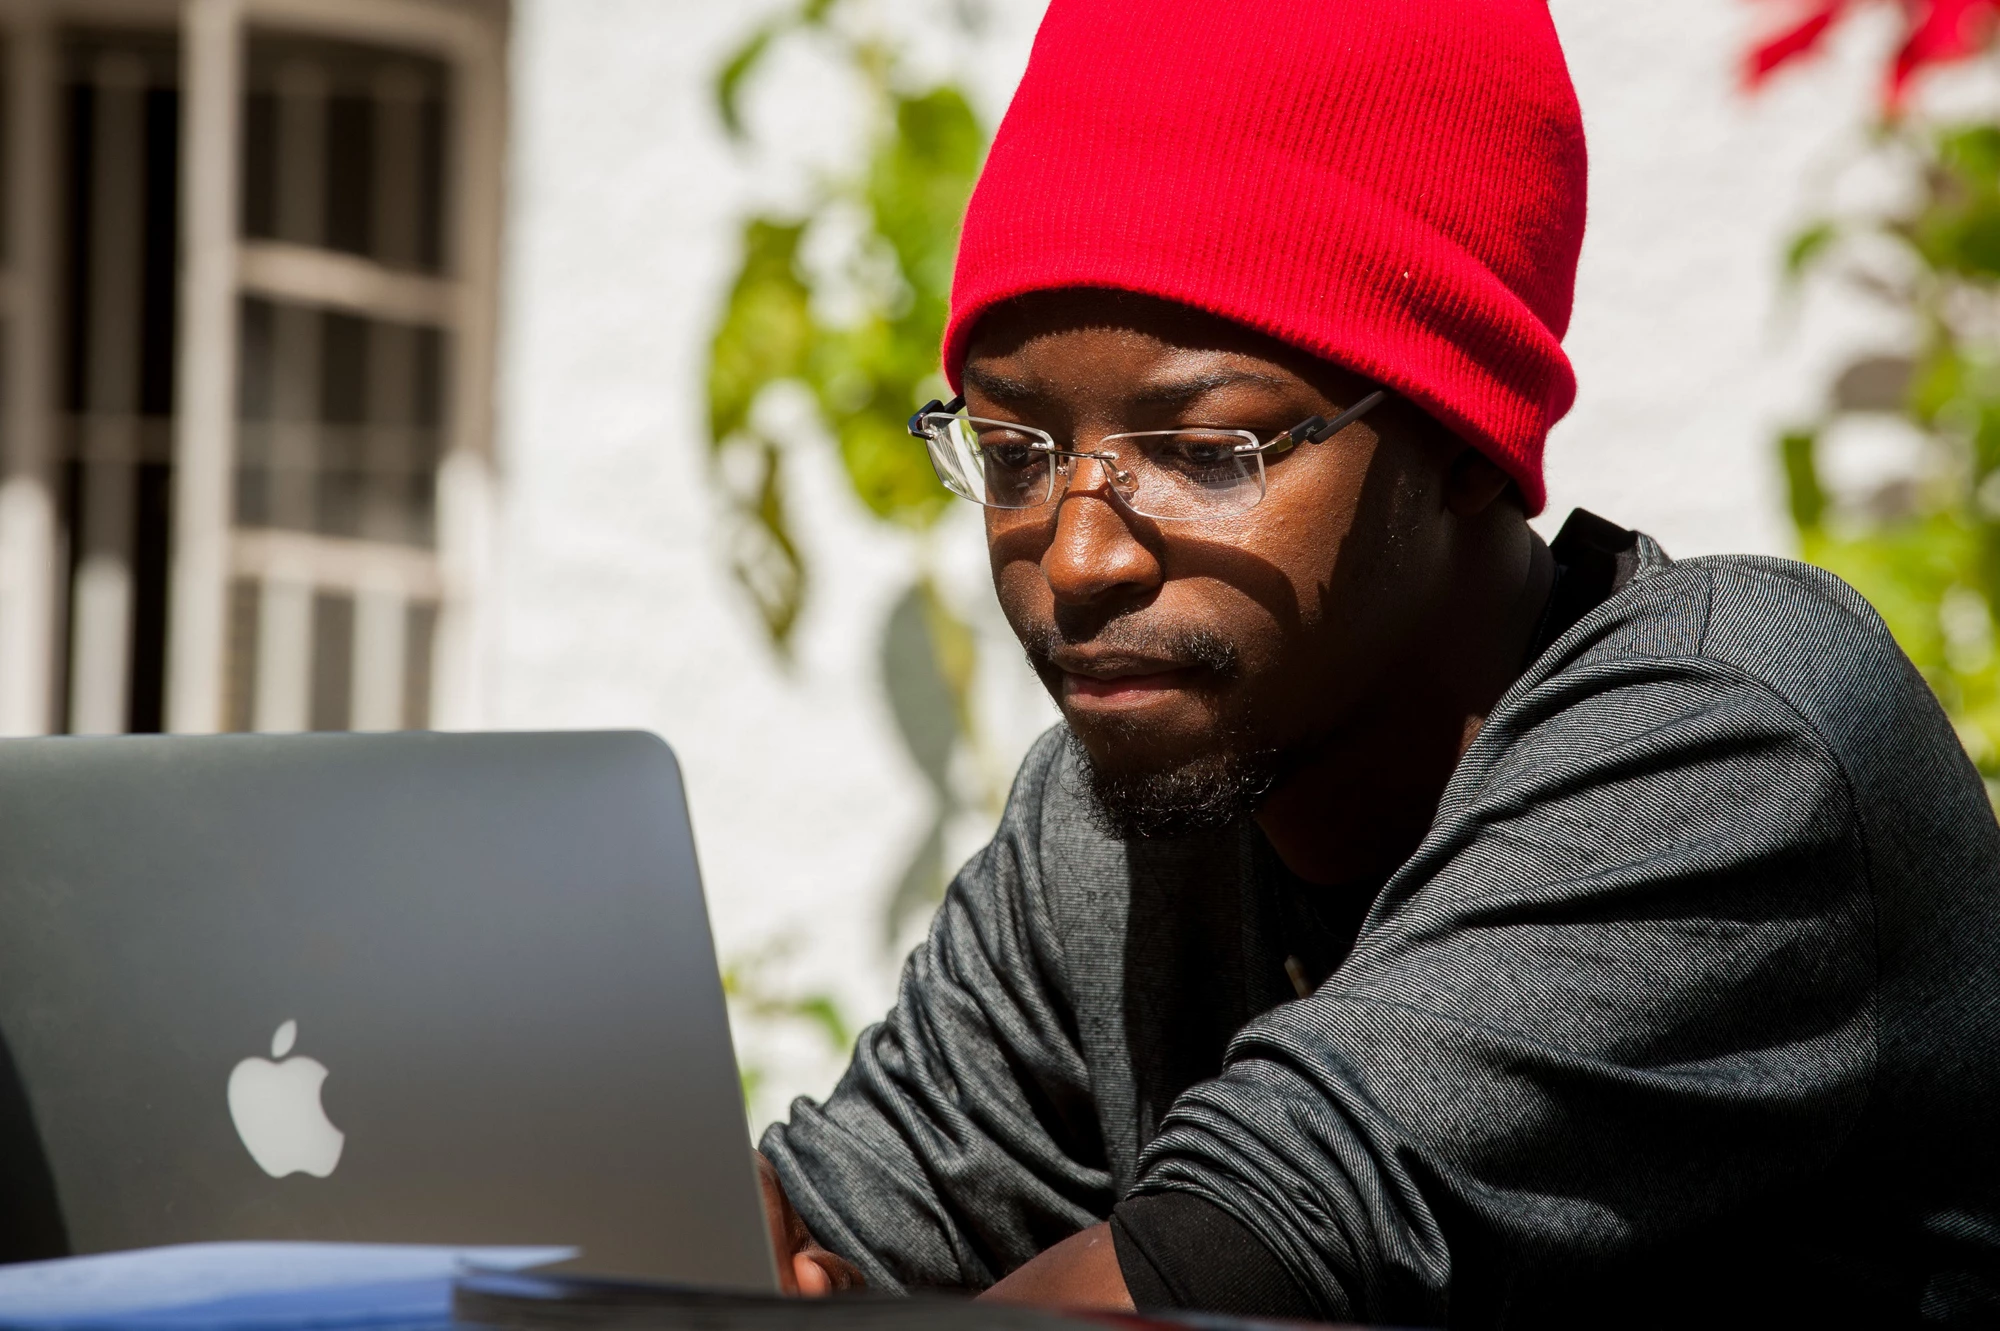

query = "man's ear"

[1443,447,1514,518]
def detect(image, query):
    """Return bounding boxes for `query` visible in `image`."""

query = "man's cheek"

[991,560,1049,636]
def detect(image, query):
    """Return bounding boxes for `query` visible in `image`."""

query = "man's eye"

[980,438,1046,471]
[1156,435,1241,471]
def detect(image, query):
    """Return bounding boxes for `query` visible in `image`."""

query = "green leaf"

[1908,125,2000,278]
[791,996,852,1052]
[870,87,984,311]
[715,24,778,140]
[1908,343,1968,425]
[720,436,807,653]
[707,219,811,446]
[837,403,953,526]
[705,218,817,652]
[1779,429,1827,533]
[772,86,985,528]
[1939,124,2000,189]
[714,0,841,141]
[1785,221,1838,279]
[1772,121,2000,793]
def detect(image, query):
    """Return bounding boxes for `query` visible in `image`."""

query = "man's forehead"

[966,289,1279,360]
[961,288,1382,408]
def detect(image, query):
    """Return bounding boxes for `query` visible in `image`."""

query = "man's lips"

[1051,655,1199,704]
[1065,669,1190,700]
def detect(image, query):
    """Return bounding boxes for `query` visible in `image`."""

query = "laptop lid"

[0,730,777,1291]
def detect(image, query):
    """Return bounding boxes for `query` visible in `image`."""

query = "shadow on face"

[962,288,1487,832]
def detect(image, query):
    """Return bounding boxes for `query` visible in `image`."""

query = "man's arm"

[759,729,1113,1292]
[756,1154,1128,1304]
[980,1223,1131,1311]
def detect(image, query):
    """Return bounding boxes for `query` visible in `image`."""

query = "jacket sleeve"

[758,729,1111,1291]
[1129,655,1878,1326]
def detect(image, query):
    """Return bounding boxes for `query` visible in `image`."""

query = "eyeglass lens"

[920,416,1268,520]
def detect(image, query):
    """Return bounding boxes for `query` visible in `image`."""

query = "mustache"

[1018,613,1241,679]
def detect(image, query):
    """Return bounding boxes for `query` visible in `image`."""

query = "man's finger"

[794,1252,832,1297]
[755,1153,803,1295]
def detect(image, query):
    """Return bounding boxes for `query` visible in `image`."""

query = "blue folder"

[0,1242,574,1330]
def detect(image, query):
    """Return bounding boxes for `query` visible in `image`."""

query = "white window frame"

[0,5,60,736]
[0,0,505,735]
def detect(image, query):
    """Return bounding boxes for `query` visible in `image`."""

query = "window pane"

[240,32,448,273]
[403,599,435,729]
[56,30,180,735]
[236,296,445,547]
[225,577,259,734]
[309,590,352,731]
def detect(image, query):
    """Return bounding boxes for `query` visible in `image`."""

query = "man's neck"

[1253,528,1556,888]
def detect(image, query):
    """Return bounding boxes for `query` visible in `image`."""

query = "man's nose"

[1040,457,1162,606]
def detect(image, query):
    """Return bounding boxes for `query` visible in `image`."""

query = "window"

[0,0,505,736]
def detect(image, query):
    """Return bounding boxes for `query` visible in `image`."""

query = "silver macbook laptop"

[0,730,777,1291]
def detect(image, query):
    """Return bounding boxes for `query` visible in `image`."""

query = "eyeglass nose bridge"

[1048,446,1140,503]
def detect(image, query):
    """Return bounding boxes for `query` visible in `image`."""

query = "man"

[757,0,2000,1324]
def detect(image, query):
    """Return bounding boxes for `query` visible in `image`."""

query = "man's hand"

[757,1152,864,1296]
[978,1223,1135,1312]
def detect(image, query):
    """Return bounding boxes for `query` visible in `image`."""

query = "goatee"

[1062,724,1289,841]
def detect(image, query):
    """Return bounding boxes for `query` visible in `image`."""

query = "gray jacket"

[761,535,2000,1325]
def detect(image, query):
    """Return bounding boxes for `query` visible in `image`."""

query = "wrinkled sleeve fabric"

[758,730,1109,1292]
[1132,650,1879,1326]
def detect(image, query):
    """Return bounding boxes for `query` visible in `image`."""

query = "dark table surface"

[450,1273,1363,1331]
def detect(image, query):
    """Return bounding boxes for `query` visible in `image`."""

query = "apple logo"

[226,1019,345,1178]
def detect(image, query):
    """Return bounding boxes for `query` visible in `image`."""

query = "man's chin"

[1061,725,1287,842]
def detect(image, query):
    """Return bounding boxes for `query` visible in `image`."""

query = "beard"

[1061,726,1289,840]
[1019,616,1295,841]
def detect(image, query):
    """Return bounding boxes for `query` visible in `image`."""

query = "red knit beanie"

[942,0,1588,513]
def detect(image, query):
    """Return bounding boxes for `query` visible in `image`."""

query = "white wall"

[1542,1,1895,556]
[491,0,1898,1124]
[492,0,1055,1125]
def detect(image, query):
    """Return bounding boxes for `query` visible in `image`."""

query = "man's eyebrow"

[960,365,1042,402]
[1125,368,1295,404]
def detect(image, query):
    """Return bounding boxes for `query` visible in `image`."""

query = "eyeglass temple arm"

[907,396,967,438]
[1269,389,1390,454]
[1314,389,1390,442]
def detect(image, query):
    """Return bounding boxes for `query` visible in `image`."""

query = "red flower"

[1746,1,1853,84]
[1894,0,2000,98]
[1745,0,2000,108]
